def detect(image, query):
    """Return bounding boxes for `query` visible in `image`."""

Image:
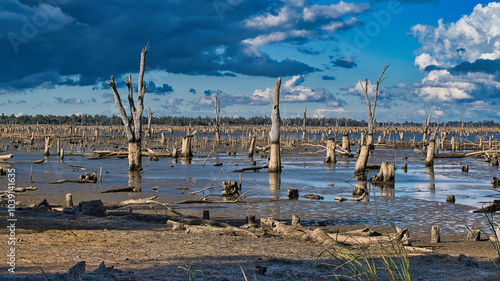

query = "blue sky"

[1,0,499,122]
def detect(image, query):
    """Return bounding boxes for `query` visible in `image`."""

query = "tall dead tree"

[212,90,222,143]
[422,112,431,142]
[302,106,306,141]
[268,77,282,173]
[146,106,154,137]
[108,44,149,171]
[360,65,389,146]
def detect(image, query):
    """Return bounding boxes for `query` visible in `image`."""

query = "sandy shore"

[0,206,499,280]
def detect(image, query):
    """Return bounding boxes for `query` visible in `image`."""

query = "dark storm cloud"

[450,59,500,75]
[322,75,336,81]
[330,56,357,68]
[1,0,370,91]
[148,81,174,95]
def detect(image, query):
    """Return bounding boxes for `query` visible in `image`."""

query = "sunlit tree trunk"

[108,44,149,171]
[268,77,282,173]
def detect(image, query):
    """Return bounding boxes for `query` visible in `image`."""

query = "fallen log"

[101,186,141,193]
[0,154,13,161]
[473,200,500,213]
[49,179,96,184]
[104,196,165,209]
[166,220,258,238]
[335,192,366,202]
[231,163,269,173]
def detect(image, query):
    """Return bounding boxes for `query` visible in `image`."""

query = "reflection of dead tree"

[268,77,282,173]
[108,44,149,171]
[359,65,389,146]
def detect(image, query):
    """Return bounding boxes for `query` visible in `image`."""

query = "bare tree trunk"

[128,140,142,171]
[268,77,282,173]
[372,161,395,182]
[302,106,306,141]
[425,139,435,167]
[43,137,51,157]
[324,137,336,164]
[342,133,351,154]
[248,134,256,157]
[181,136,192,158]
[355,145,370,179]
[107,44,149,171]
[366,133,374,148]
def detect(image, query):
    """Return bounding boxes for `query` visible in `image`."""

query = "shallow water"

[1,142,499,237]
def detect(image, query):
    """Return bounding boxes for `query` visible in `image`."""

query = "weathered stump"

[354,145,369,180]
[222,181,239,197]
[181,136,193,158]
[493,177,500,188]
[462,164,469,172]
[66,193,73,207]
[342,133,351,154]
[324,137,336,164]
[425,139,435,167]
[446,195,455,203]
[248,134,257,157]
[287,188,299,200]
[371,161,395,182]
[79,200,106,217]
[466,227,481,241]
[431,226,441,243]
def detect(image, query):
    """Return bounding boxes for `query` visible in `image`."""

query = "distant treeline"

[0,114,499,128]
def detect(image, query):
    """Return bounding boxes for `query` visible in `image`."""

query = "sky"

[1,0,500,123]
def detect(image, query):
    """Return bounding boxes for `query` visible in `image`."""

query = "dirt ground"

[0,207,499,281]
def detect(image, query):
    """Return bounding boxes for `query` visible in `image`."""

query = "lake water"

[1,135,499,237]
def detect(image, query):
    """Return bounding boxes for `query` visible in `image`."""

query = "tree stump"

[324,137,336,164]
[462,164,469,172]
[466,227,481,241]
[181,136,193,158]
[354,145,369,180]
[222,181,239,197]
[248,134,257,157]
[446,195,455,203]
[371,161,395,182]
[425,139,435,167]
[292,215,300,226]
[66,193,73,207]
[431,226,441,243]
[79,200,106,217]
[287,188,299,200]
[342,133,351,154]
[492,177,500,188]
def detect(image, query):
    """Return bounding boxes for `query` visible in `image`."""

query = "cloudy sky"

[1,0,499,122]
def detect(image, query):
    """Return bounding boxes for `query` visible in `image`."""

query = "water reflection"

[429,183,436,194]
[128,171,142,192]
[352,181,367,196]
[172,158,178,164]
[181,157,191,165]
[269,172,281,194]
[426,167,435,180]
[373,182,395,197]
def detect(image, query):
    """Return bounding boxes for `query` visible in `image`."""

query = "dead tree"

[212,90,222,143]
[108,44,149,171]
[324,137,336,163]
[302,106,306,141]
[359,65,389,146]
[268,77,282,173]
[422,112,431,143]
[425,124,439,167]
[146,106,154,138]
